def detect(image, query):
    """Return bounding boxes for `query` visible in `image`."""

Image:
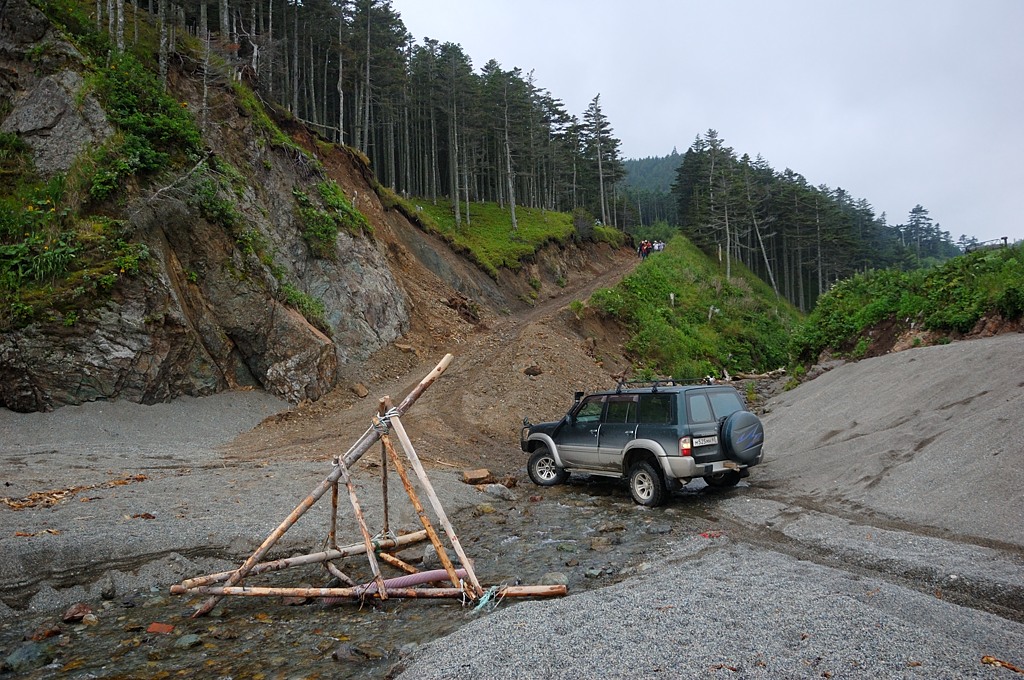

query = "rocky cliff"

[0,0,612,413]
[0,0,409,411]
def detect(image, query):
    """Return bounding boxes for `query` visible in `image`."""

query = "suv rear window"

[638,394,674,424]
[708,389,744,419]
[687,389,745,423]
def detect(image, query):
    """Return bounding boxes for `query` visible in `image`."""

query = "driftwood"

[377,405,467,595]
[173,584,568,599]
[177,531,429,590]
[173,352,565,618]
[187,355,454,617]
[733,368,787,380]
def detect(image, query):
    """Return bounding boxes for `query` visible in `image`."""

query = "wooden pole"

[325,560,356,586]
[378,415,465,594]
[188,355,452,618]
[173,584,568,599]
[385,403,484,597]
[377,551,418,574]
[176,531,427,590]
[337,460,388,599]
[380,426,387,536]
[329,479,339,548]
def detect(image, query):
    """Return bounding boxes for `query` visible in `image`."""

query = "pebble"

[174,633,202,649]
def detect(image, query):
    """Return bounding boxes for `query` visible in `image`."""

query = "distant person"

[640,240,652,260]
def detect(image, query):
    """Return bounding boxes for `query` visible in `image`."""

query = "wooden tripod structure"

[171,354,566,617]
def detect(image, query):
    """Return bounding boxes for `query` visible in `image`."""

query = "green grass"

[790,244,1024,362]
[409,198,575,278]
[591,236,801,379]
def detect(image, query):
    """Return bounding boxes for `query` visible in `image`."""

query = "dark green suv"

[520,381,765,506]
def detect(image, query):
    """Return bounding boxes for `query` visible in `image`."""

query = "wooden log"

[329,479,339,549]
[176,530,427,590]
[324,561,355,586]
[172,583,568,599]
[386,407,484,597]
[378,416,465,594]
[337,460,388,599]
[377,551,418,575]
[188,355,453,617]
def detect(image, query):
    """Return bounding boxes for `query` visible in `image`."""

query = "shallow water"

[1,478,729,678]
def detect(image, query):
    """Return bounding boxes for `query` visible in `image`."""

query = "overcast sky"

[390,0,1022,244]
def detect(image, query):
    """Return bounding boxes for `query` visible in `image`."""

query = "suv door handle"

[624,430,634,435]
[589,429,599,436]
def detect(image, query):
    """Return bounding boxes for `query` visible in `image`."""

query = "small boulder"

[61,602,91,623]
[351,383,369,398]
[539,572,568,587]
[484,483,517,501]
[462,469,494,485]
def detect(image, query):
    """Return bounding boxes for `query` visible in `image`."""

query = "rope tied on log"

[473,584,507,613]
[371,406,402,435]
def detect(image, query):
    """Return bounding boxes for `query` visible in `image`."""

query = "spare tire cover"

[721,411,764,464]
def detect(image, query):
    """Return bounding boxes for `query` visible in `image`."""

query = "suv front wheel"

[528,447,569,486]
[628,461,667,507]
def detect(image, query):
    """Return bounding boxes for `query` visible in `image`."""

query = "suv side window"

[686,393,714,423]
[573,396,606,423]
[638,394,674,424]
[605,395,638,424]
[708,390,744,419]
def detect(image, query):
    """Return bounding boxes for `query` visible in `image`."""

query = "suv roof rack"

[615,378,709,393]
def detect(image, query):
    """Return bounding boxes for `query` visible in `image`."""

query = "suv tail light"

[679,436,692,457]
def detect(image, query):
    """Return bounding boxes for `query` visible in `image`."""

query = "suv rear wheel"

[628,461,667,507]
[528,447,569,486]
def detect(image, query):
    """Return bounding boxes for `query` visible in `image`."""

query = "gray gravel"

[395,334,1024,678]
[0,391,484,618]
[395,543,1024,679]
[2,334,1023,678]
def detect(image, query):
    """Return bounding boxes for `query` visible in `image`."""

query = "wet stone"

[174,633,202,649]
[645,523,673,535]
[484,483,517,501]
[3,641,54,673]
[539,572,568,586]
[62,602,92,622]
[100,574,117,600]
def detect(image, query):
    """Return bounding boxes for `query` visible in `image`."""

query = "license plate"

[693,435,718,447]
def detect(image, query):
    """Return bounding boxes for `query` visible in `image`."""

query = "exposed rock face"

[0,2,408,411]
[0,0,109,176]
[0,70,113,176]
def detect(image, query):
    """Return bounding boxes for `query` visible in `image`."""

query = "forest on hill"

[119,0,632,229]
[21,0,979,320]
[624,131,968,312]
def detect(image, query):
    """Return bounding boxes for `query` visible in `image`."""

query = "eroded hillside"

[0,0,635,414]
